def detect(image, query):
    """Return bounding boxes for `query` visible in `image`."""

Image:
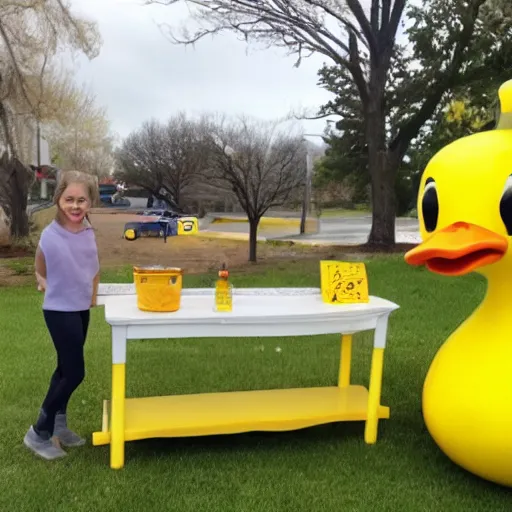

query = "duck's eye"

[422,177,438,233]
[499,175,512,235]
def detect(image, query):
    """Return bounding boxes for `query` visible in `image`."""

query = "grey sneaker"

[54,413,86,447]
[24,426,67,460]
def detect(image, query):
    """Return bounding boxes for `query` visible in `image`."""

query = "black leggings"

[34,310,90,436]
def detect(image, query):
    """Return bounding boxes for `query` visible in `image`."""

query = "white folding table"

[94,285,399,469]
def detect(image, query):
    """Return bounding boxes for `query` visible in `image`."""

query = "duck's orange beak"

[404,222,508,276]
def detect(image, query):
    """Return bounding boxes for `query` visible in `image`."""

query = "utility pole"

[299,146,313,234]
[36,120,41,167]
[36,119,49,200]
[299,134,323,235]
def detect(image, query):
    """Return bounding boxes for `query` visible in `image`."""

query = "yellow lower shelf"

[92,386,389,446]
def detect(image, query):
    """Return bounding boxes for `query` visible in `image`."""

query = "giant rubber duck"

[404,79,512,487]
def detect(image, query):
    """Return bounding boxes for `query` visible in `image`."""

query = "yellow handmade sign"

[320,260,369,304]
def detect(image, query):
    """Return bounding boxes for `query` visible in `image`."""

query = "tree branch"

[371,0,379,31]
[348,30,369,105]
[302,0,369,49]
[380,0,391,35]
[385,0,406,46]
[390,0,487,156]
[345,0,379,58]
[153,0,366,68]
[0,18,35,112]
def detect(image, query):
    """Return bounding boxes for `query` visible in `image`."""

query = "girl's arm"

[90,231,100,307]
[91,271,100,307]
[35,245,47,291]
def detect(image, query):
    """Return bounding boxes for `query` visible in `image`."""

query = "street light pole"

[299,146,313,234]
[299,133,324,235]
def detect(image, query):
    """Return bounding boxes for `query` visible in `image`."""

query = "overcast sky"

[69,0,340,144]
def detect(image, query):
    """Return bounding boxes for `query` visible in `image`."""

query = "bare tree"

[0,0,101,237]
[147,0,507,248]
[201,116,306,262]
[115,113,206,209]
[45,81,116,177]
[0,0,101,156]
[146,0,401,245]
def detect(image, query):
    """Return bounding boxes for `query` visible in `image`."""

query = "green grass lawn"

[1,257,511,511]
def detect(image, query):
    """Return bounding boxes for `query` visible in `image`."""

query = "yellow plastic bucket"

[133,266,183,312]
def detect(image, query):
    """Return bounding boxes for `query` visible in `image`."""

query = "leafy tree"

[0,0,101,157]
[0,0,101,238]
[45,80,115,177]
[409,93,497,176]
[315,88,497,216]
[147,0,512,246]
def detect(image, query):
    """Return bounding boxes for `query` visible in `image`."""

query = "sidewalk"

[196,229,421,246]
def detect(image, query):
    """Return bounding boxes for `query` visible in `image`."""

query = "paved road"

[205,213,421,244]
[293,216,420,244]
[124,197,147,209]
[27,201,53,214]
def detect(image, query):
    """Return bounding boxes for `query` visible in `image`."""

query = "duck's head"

[405,80,512,278]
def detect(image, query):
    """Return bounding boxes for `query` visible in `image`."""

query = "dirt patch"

[91,213,337,273]
[0,246,33,259]
[0,212,412,284]
[0,266,33,287]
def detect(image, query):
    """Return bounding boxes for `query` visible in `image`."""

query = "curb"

[211,215,299,227]
[195,231,267,242]
[28,201,53,216]
[195,231,348,247]
[211,215,319,231]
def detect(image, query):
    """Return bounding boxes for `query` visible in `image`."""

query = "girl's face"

[58,183,91,225]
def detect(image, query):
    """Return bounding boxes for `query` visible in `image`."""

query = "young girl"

[24,171,100,460]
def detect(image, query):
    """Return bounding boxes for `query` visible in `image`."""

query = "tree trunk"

[248,216,260,262]
[0,152,31,239]
[367,151,397,247]
[365,104,397,247]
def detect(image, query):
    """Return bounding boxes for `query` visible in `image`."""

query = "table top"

[98,285,399,327]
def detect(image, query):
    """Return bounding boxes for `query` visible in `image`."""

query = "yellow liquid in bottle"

[215,278,232,312]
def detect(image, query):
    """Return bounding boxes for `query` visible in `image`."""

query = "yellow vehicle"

[123,211,198,242]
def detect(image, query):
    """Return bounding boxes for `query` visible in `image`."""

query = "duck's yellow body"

[424,302,512,486]
[406,80,512,487]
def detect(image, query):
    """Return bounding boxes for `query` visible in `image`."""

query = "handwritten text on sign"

[320,261,369,304]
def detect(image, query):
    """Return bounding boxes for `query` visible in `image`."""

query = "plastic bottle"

[215,263,232,312]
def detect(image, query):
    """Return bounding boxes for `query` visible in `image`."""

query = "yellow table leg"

[110,363,126,469]
[364,347,384,444]
[338,334,352,387]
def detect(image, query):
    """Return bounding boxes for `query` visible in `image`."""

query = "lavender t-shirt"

[39,220,100,312]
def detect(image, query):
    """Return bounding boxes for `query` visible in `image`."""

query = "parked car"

[136,209,182,218]
[99,184,131,207]
[123,214,199,242]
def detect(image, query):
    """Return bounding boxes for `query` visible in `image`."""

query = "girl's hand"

[35,272,46,292]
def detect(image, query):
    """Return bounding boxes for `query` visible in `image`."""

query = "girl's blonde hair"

[53,171,99,225]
